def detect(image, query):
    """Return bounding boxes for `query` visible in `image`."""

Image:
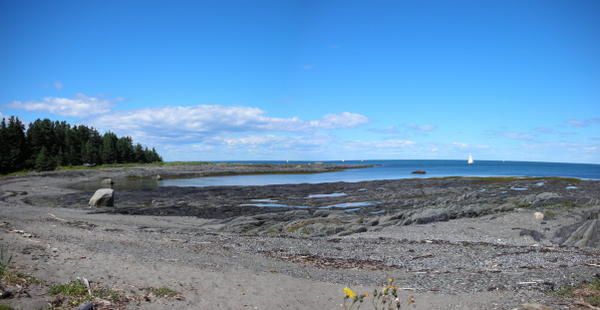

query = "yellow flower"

[343,287,357,299]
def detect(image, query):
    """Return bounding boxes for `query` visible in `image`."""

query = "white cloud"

[53,81,63,90]
[308,112,368,129]
[303,64,314,70]
[9,94,114,117]
[92,105,367,142]
[348,139,416,149]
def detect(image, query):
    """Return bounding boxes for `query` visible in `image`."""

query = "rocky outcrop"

[88,188,114,207]
[554,208,599,248]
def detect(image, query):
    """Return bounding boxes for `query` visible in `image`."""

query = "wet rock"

[78,302,94,310]
[313,210,330,217]
[88,188,114,207]
[100,178,114,188]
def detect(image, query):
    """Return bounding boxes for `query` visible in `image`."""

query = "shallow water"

[307,193,348,198]
[319,201,377,209]
[160,160,600,187]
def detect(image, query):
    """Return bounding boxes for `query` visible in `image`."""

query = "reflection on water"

[319,201,377,209]
[239,203,290,208]
[239,203,310,208]
[307,193,348,198]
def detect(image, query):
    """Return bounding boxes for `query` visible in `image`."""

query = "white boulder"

[88,188,114,207]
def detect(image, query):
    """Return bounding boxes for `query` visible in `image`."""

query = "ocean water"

[160,160,600,187]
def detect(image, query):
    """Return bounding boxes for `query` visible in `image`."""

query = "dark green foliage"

[0,115,162,174]
[101,132,118,164]
[34,147,57,171]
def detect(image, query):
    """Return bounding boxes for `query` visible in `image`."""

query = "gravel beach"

[1,164,599,309]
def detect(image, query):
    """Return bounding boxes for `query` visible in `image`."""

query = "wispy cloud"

[451,142,490,150]
[369,123,437,135]
[347,139,416,149]
[405,123,436,133]
[9,94,115,117]
[567,117,600,128]
[302,64,314,70]
[53,81,63,90]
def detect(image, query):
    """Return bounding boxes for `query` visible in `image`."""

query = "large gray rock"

[100,178,114,188]
[555,208,599,248]
[88,188,114,207]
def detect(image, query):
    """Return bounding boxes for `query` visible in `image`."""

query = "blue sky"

[1,0,599,163]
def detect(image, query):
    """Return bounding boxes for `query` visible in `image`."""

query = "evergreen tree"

[134,143,146,163]
[0,115,162,174]
[5,117,28,172]
[101,132,118,164]
[0,118,8,173]
[34,147,57,171]
[116,136,134,163]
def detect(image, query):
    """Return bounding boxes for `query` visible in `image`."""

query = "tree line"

[0,116,162,174]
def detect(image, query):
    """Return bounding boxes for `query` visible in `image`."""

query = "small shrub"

[49,280,89,297]
[0,246,12,278]
[553,278,600,307]
[343,278,415,310]
[145,287,179,298]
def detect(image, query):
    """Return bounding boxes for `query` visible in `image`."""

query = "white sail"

[467,153,474,165]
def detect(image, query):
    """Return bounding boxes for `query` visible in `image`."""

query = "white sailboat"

[467,153,474,165]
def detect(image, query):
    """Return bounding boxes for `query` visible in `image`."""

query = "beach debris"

[9,229,33,238]
[75,276,92,296]
[100,178,114,188]
[534,212,544,221]
[88,188,114,207]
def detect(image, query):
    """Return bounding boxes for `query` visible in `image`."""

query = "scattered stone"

[88,188,114,207]
[0,288,14,299]
[100,178,114,188]
[77,302,94,310]
[534,212,544,221]
[156,174,162,180]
